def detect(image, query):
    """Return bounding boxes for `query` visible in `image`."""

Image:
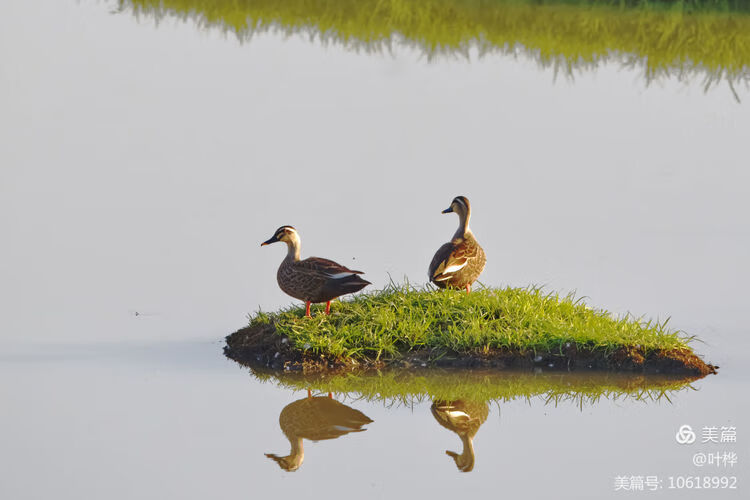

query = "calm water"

[1,0,749,498]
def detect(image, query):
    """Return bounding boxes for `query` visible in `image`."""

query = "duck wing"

[287,257,370,302]
[429,242,472,282]
[299,257,364,278]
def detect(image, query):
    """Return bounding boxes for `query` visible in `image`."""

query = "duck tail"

[324,274,370,298]
[342,274,371,291]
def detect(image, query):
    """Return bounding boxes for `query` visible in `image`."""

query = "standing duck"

[428,196,486,293]
[261,226,371,317]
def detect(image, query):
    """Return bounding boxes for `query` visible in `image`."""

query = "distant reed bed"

[121,0,750,87]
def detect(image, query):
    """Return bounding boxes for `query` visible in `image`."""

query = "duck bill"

[261,236,278,246]
[442,207,453,214]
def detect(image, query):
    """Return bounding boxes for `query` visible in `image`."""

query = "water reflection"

[431,399,488,472]
[242,367,704,473]
[249,366,701,406]
[265,391,373,471]
[249,368,701,473]
[119,0,750,90]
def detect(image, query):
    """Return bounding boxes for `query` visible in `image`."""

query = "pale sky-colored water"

[1,342,747,500]
[1,1,748,498]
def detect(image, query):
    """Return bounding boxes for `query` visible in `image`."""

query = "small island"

[225,284,716,377]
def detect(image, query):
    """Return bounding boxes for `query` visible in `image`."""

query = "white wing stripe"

[442,262,468,274]
[445,410,470,419]
[327,272,357,279]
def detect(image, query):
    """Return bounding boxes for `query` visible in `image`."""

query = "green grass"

[121,0,750,89]
[249,365,699,406]
[248,282,691,361]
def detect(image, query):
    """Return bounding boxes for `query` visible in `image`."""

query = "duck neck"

[284,234,301,262]
[289,436,304,466]
[460,433,475,457]
[459,434,475,467]
[453,209,471,240]
[273,436,304,471]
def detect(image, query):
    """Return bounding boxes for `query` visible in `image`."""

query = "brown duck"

[431,399,489,472]
[261,226,371,316]
[265,392,374,471]
[428,196,486,293]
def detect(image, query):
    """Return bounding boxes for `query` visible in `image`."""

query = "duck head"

[261,225,297,246]
[261,226,301,260]
[264,451,304,472]
[442,195,471,216]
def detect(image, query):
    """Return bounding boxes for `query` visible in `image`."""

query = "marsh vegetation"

[121,0,750,91]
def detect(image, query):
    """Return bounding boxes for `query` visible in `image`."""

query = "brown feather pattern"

[278,256,370,303]
[278,396,374,442]
[431,399,489,435]
[266,396,373,471]
[428,233,486,289]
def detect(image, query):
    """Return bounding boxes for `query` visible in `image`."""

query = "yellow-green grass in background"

[121,0,750,88]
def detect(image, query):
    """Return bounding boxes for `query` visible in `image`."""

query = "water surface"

[1,343,747,499]
[1,0,748,498]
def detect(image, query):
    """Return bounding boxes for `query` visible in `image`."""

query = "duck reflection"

[431,400,489,472]
[265,391,373,471]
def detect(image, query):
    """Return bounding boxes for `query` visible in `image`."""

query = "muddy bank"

[224,322,718,377]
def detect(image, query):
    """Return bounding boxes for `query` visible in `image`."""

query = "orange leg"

[325,301,331,315]
[328,392,332,399]
[305,301,311,317]
[307,389,312,398]
[465,284,471,294]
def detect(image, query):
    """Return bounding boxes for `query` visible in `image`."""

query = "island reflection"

[252,367,701,405]
[254,367,701,472]
[119,0,750,90]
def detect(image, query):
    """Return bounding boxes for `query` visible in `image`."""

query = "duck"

[261,226,371,317]
[265,391,374,471]
[430,399,489,472]
[428,196,486,293]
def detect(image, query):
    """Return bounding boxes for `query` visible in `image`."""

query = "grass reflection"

[256,369,701,472]
[120,0,750,90]
[250,366,700,407]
